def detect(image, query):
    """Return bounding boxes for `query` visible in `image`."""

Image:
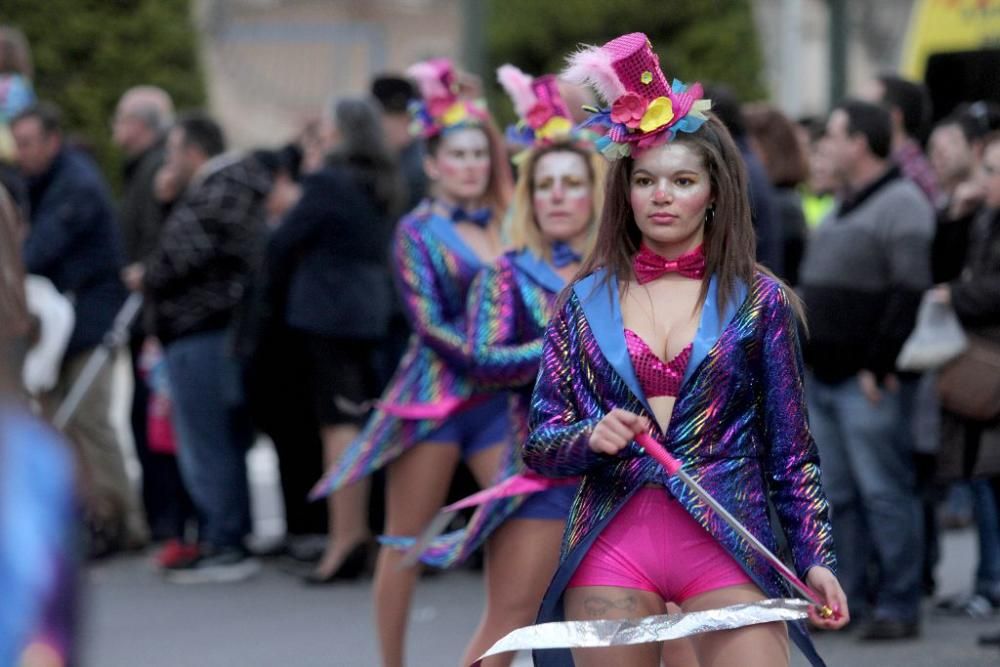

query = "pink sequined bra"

[624,329,692,398]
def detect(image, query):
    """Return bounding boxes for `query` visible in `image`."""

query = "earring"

[705,206,715,225]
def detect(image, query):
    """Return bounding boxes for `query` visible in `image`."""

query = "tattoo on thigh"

[583,594,638,617]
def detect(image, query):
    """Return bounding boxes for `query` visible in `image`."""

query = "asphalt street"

[80,427,1000,667]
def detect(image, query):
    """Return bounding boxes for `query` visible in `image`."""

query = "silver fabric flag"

[472,598,810,664]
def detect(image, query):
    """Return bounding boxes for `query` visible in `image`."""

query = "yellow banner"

[903,0,1000,78]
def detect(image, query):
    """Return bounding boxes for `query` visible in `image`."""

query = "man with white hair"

[112,86,195,566]
[113,85,174,263]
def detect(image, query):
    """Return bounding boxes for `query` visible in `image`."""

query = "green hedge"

[2,0,206,189]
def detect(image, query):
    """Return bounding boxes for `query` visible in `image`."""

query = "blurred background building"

[7,0,997,168]
[193,0,1000,146]
[194,0,465,146]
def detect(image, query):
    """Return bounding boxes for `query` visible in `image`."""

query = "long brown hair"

[328,96,407,218]
[507,141,607,261]
[576,114,757,317]
[0,183,30,393]
[743,102,809,188]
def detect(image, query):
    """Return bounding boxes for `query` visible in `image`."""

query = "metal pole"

[781,0,803,117]
[828,0,849,106]
[52,293,143,430]
[461,0,488,82]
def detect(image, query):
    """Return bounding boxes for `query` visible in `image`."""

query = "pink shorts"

[567,487,753,603]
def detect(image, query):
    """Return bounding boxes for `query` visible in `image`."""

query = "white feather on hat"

[561,45,626,105]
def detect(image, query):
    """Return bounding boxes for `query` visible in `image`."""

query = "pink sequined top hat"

[406,58,490,139]
[562,32,712,159]
[497,64,590,150]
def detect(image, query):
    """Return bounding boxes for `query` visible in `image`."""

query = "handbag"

[896,292,968,371]
[937,334,1000,422]
[139,338,178,455]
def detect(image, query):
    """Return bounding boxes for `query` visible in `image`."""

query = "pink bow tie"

[632,244,706,284]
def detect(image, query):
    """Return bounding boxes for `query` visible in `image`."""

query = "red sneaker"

[155,540,200,570]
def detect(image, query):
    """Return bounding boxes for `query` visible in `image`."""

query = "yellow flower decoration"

[536,116,573,141]
[441,101,469,127]
[640,71,653,85]
[639,96,675,133]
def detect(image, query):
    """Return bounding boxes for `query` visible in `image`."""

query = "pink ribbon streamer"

[378,394,490,420]
[442,472,577,513]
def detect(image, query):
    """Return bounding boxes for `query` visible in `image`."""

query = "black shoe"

[85,512,128,560]
[303,542,369,585]
[859,618,920,641]
[979,631,1000,647]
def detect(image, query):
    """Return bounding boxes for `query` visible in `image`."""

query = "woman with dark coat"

[743,103,810,286]
[929,132,1000,648]
[268,96,405,583]
[932,133,1000,644]
[931,132,1000,505]
[927,106,1000,617]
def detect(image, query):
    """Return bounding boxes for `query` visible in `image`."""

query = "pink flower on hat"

[427,97,454,118]
[610,92,646,129]
[526,102,554,129]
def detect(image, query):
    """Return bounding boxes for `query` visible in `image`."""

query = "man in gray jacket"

[799,99,934,640]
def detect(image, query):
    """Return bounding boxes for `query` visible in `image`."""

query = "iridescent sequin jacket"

[405,249,572,567]
[524,268,836,667]
[312,200,495,495]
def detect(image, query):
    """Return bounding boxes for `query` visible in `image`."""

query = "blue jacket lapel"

[683,275,748,384]
[511,249,565,294]
[574,269,654,418]
[574,270,750,413]
[426,212,485,269]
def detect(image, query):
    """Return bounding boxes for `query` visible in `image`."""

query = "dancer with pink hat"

[310,57,515,667]
[385,64,607,666]
[478,32,849,667]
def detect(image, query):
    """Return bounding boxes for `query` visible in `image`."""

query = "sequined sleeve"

[393,215,470,369]
[523,296,603,477]
[466,259,544,389]
[759,280,837,576]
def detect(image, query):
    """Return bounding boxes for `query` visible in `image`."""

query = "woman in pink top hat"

[515,33,849,667]
[311,58,515,667]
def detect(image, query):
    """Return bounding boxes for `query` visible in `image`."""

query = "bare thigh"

[486,518,564,618]
[465,439,506,488]
[383,442,462,535]
[661,602,700,667]
[564,585,666,667]
[464,518,565,667]
[681,583,789,667]
[320,423,360,463]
